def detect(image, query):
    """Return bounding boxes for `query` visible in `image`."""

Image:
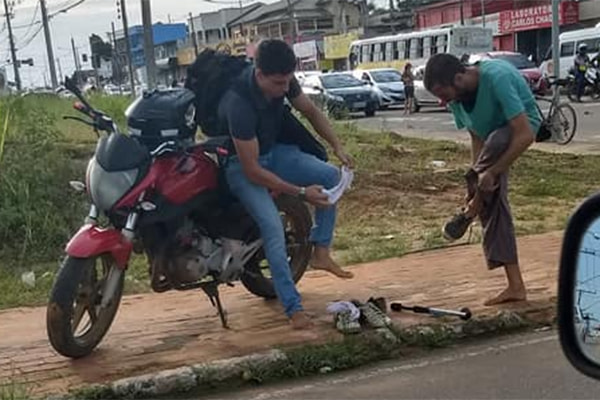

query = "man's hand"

[304,185,330,208]
[333,145,354,168]
[478,169,497,192]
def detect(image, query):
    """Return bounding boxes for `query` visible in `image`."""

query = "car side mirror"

[558,191,600,380]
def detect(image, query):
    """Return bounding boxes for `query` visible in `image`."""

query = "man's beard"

[456,87,478,106]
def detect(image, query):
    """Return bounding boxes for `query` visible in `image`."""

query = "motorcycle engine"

[170,219,224,284]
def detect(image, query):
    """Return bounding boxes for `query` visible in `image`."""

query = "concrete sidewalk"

[0,232,561,397]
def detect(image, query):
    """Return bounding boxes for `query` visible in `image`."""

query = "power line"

[17,0,40,44]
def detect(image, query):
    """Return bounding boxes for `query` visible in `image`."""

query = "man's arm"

[226,93,329,206]
[232,137,302,195]
[469,130,484,165]
[487,113,534,176]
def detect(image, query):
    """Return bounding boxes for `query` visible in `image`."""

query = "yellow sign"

[324,32,359,60]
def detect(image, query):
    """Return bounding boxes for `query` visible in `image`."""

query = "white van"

[540,23,600,79]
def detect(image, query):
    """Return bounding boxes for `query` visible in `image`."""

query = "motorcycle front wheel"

[241,195,313,299]
[46,255,124,358]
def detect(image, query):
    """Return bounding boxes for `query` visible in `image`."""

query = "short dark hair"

[424,53,466,92]
[255,39,297,75]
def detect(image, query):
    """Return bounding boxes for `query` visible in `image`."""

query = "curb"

[54,307,552,400]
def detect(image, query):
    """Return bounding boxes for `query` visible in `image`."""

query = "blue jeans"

[576,71,586,99]
[225,144,340,316]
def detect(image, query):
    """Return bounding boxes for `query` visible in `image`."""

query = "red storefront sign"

[498,1,579,34]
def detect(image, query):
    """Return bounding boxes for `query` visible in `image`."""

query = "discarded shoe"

[354,299,392,329]
[334,311,362,334]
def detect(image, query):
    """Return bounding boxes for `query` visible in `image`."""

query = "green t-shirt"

[449,59,541,140]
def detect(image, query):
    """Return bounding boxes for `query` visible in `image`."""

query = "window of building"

[316,18,334,30]
[298,19,315,31]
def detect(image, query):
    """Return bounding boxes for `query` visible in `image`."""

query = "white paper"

[323,166,354,205]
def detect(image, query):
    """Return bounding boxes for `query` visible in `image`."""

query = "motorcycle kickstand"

[202,283,229,329]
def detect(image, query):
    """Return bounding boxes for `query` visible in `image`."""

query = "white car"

[352,68,405,109]
[413,65,445,112]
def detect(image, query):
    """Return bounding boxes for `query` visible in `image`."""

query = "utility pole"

[285,0,296,44]
[120,0,136,94]
[481,0,485,28]
[56,57,63,82]
[141,0,156,90]
[459,0,464,26]
[3,0,21,91]
[552,0,560,103]
[40,0,58,88]
[71,37,82,87]
[388,0,395,34]
[189,12,199,56]
[111,21,123,94]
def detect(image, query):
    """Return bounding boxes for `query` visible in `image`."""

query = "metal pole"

[56,57,63,82]
[285,0,296,43]
[40,0,58,88]
[389,0,395,34]
[71,37,82,87]
[189,12,199,56]
[141,0,156,90]
[120,0,136,94]
[3,0,21,91]
[111,21,123,94]
[460,0,464,26]
[552,0,560,103]
[481,0,485,28]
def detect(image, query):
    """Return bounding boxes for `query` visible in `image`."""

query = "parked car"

[413,65,446,112]
[294,70,322,87]
[468,51,547,94]
[352,68,405,109]
[302,72,379,118]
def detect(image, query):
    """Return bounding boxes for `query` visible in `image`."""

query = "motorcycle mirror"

[558,191,600,381]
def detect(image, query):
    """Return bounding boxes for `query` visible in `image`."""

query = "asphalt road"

[206,331,600,400]
[354,100,600,154]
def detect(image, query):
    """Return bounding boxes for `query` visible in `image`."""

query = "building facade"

[414,0,592,64]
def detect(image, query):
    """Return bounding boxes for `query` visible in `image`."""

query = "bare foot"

[290,311,313,330]
[484,288,527,306]
[311,258,354,279]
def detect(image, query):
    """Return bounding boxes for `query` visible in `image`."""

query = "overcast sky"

[0,0,242,87]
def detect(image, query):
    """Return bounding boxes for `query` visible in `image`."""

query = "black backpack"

[184,49,327,161]
[184,49,250,137]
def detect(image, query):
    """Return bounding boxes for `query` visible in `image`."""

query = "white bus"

[349,26,493,71]
[540,23,600,79]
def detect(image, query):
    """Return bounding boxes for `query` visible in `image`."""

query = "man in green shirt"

[424,53,541,306]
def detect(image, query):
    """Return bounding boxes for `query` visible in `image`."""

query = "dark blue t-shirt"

[217,66,302,154]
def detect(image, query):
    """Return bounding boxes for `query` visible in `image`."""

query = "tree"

[89,34,112,69]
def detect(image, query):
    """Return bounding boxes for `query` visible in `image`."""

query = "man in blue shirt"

[219,40,354,330]
[424,53,540,306]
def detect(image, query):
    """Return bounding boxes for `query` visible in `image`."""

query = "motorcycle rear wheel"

[46,255,124,358]
[241,195,313,299]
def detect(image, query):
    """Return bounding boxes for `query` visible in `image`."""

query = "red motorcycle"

[46,78,312,358]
